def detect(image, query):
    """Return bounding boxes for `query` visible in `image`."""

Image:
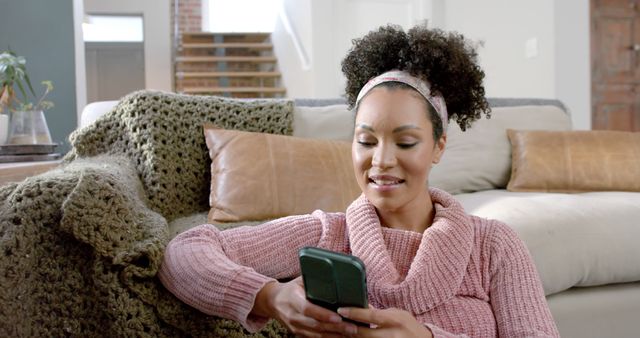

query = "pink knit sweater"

[159,188,559,337]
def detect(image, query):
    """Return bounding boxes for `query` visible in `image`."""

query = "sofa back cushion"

[293,104,355,141]
[507,129,640,192]
[429,105,572,194]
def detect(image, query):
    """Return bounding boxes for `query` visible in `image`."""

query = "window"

[202,0,282,32]
[82,15,144,42]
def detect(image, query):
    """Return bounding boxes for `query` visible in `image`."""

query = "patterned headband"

[355,70,448,132]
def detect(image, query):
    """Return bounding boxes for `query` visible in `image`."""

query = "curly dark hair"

[341,24,491,136]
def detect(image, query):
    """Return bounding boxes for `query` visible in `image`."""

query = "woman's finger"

[290,277,340,322]
[291,313,358,337]
[300,308,361,335]
[290,314,322,329]
[350,325,390,338]
[299,301,343,324]
[338,307,386,326]
[293,329,322,338]
[318,333,349,338]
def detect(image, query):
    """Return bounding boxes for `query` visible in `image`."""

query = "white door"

[83,14,146,103]
[85,42,145,103]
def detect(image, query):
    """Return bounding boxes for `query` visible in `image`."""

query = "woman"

[159,25,559,338]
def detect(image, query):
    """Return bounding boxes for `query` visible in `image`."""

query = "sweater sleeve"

[158,211,344,332]
[488,221,560,337]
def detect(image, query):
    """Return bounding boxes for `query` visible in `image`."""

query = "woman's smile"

[368,174,405,192]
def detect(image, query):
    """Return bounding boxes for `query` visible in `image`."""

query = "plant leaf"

[23,72,36,98]
[15,78,28,102]
[40,100,54,110]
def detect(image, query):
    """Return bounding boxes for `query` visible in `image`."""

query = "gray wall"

[0,0,77,154]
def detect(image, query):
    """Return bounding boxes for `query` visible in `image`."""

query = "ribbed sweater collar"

[345,188,474,314]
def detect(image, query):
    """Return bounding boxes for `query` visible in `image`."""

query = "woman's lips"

[368,175,405,192]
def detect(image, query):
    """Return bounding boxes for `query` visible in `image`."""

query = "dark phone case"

[299,247,368,326]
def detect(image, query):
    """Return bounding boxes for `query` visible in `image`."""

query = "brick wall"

[171,0,202,45]
[171,0,203,91]
[171,0,202,54]
[173,0,202,33]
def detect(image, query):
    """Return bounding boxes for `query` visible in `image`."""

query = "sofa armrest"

[80,100,119,128]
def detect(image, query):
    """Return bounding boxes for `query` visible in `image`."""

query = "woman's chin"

[363,184,430,214]
[364,191,403,212]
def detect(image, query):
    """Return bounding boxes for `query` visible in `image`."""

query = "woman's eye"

[357,141,376,147]
[398,143,417,149]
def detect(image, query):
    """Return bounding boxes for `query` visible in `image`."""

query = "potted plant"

[0,50,54,145]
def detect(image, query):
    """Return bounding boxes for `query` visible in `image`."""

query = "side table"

[0,160,62,187]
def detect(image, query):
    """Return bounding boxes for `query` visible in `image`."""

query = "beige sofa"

[427,100,640,338]
[81,96,640,338]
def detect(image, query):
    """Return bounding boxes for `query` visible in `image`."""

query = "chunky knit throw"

[66,90,294,221]
[0,91,296,337]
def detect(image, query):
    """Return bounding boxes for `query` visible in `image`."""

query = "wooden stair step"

[176,56,277,63]
[176,71,281,78]
[182,32,270,43]
[181,42,273,50]
[182,32,270,38]
[182,87,286,94]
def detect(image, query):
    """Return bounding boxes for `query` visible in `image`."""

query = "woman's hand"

[253,277,359,337]
[337,306,433,338]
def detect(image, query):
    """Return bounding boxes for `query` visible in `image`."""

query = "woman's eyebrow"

[356,123,375,132]
[392,125,421,133]
[356,124,421,133]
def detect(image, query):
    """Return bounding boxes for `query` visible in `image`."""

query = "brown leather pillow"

[507,129,640,192]
[203,123,362,222]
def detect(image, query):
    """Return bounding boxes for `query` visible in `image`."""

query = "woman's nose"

[372,144,397,169]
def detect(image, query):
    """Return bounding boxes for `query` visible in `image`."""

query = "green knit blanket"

[0,91,296,337]
[66,90,294,221]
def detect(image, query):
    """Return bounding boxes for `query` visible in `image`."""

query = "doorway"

[83,14,146,103]
[591,0,640,131]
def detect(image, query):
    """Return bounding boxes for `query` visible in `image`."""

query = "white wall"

[443,0,556,99]
[276,0,591,128]
[326,0,432,98]
[82,0,172,92]
[555,0,591,130]
[273,0,315,98]
[274,0,434,98]
[442,0,590,129]
[311,0,338,98]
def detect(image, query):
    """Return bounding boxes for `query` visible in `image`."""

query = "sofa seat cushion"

[455,189,640,295]
[546,282,640,338]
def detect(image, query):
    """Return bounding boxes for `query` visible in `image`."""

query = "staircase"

[175,32,286,98]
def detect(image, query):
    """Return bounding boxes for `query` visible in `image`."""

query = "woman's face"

[352,87,446,212]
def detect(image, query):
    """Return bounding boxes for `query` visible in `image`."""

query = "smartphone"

[299,246,368,325]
